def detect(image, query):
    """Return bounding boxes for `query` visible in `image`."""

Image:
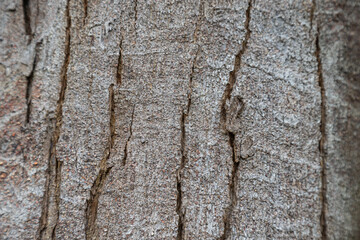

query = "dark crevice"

[176,111,186,240]
[85,84,116,239]
[310,0,316,34]
[22,0,32,43]
[176,40,200,240]
[193,1,204,43]
[83,0,88,25]
[116,39,123,85]
[220,132,239,240]
[186,48,199,115]
[315,26,327,240]
[25,42,41,123]
[134,0,138,32]
[221,0,252,125]
[219,0,252,239]
[37,1,71,239]
[122,105,135,166]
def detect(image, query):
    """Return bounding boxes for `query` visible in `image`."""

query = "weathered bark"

[0,0,359,239]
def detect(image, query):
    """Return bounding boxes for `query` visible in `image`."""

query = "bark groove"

[83,0,88,25]
[25,42,41,123]
[315,26,327,240]
[220,0,252,239]
[176,48,199,240]
[116,39,123,85]
[122,106,135,166]
[22,0,32,42]
[85,84,116,240]
[37,1,71,238]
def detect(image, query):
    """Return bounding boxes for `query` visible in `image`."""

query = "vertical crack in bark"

[176,43,199,240]
[315,26,327,240]
[122,106,135,166]
[220,1,252,239]
[221,0,252,125]
[309,0,316,34]
[134,0,138,33]
[116,39,123,85]
[83,0,88,25]
[176,111,186,240]
[85,85,116,240]
[193,1,204,43]
[26,42,41,123]
[37,1,71,239]
[22,0,32,43]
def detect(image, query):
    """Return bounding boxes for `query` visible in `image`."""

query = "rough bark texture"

[0,0,359,239]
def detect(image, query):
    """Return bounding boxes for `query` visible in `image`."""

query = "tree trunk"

[1,0,359,239]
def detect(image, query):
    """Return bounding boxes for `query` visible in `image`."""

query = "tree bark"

[0,0,359,239]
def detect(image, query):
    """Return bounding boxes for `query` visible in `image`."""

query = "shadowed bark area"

[0,0,359,239]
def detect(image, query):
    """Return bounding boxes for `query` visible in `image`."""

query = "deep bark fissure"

[122,106,135,166]
[22,0,32,42]
[176,111,186,240]
[134,0,138,32]
[25,42,41,123]
[220,132,240,240]
[221,0,252,124]
[309,0,316,33]
[220,1,252,239]
[83,0,88,25]
[116,39,123,85]
[315,26,327,240]
[176,43,200,240]
[193,1,204,43]
[37,1,71,239]
[85,84,116,240]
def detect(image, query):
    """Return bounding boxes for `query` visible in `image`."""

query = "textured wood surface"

[1,0,359,239]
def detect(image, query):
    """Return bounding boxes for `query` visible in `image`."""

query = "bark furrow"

[85,84,116,239]
[116,40,123,85]
[22,0,32,42]
[37,1,71,239]
[83,0,88,25]
[25,42,41,123]
[122,106,135,166]
[176,48,199,239]
[220,0,252,239]
[315,26,327,240]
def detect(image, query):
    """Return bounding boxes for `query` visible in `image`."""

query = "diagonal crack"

[85,84,116,240]
[220,0,252,239]
[315,26,327,240]
[37,1,71,239]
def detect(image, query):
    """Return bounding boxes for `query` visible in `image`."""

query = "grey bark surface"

[0,0,359,239]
